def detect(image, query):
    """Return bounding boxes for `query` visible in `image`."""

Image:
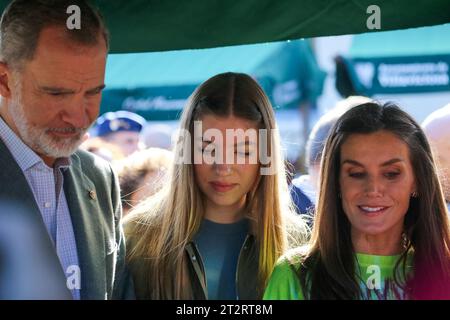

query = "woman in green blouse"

[264,102,450,300]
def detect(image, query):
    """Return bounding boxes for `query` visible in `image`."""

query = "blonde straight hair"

[124,72,307,299]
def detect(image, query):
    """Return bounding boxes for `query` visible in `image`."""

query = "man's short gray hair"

[0,0,109,71]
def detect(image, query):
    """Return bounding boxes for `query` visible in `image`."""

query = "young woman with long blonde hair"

[124,72,307,299]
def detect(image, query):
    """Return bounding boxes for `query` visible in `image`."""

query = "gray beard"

[9,94,88,159]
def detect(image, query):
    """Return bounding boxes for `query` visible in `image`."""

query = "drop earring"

[401,231,409,250]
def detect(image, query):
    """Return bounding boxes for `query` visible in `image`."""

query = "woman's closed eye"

[384,171,400,179]
[349,172,366,178]
[348,171,401,180]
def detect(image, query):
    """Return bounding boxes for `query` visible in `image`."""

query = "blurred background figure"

[114,148,173,215]
[291,96,372,218]
[0,200,72,300]
[79,136,124,162]
[93,110,147,157]
[140,123,173,150]
[422,104,450,212]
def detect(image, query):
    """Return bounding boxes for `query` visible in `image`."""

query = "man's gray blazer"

[0,140,133,299]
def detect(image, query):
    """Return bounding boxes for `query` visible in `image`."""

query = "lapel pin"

[89,190,96,200]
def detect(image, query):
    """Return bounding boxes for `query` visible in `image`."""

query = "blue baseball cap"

[94,111,146,137]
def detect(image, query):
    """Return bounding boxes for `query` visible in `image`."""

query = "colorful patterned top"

[263,250,414,300]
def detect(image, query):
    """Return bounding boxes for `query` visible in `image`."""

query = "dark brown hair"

[299,101,450,299]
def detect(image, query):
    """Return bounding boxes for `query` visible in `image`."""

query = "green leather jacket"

[127,232,261,299]
[185,234,260,300]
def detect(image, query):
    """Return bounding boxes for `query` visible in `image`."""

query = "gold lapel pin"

[89,190,96,200]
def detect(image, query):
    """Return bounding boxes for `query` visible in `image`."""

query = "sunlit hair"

[298,101,450,299]
[124,72,307,299]
[114,147,172,211]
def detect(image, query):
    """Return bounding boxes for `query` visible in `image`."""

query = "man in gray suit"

[0,0,132,299]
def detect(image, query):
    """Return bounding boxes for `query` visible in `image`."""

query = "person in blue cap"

[95,110,147,157]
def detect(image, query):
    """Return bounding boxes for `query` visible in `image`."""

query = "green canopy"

[336,23,450,96]
[1,0,450,53]
[101,39,325,120]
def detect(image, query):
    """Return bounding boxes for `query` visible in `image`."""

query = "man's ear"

[0,62,12,99]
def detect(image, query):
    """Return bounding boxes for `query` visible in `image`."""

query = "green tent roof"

[105,41,292,89]
[1,0,450,53]
[102,39,325,120]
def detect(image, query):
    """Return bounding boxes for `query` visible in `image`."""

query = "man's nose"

[61,98,90,128]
